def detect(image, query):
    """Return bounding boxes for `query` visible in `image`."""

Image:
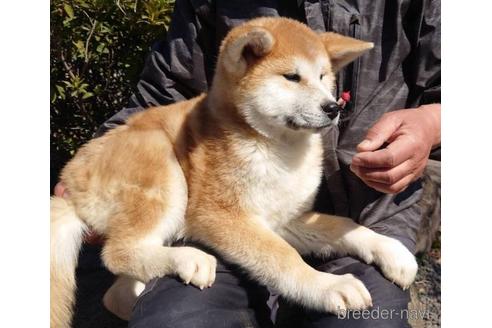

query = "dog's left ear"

[320,32,374,72]
[220,26,275,77]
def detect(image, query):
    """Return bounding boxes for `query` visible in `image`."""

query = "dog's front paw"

[315,273,372,313]
[169,247,217,290]
[371,238,418,289]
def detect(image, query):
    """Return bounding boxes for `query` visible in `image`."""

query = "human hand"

[54,182,105,245]
[54,182,70,198]
[350,104,440,194]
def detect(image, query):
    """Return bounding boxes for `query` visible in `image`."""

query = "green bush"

[50,0,175,190]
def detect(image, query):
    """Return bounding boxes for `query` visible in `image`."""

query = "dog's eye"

[283,73,301,82]
[320,74,325,80]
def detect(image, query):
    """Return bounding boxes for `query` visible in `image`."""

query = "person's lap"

[128,252,273,328]
[129,244,410,328]
[276,257,411,328]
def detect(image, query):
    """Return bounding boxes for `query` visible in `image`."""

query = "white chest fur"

[232,133,324,231]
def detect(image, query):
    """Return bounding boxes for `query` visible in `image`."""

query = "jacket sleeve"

[403,0,441,159]
[95,0,216,136]
[404,0,441,106]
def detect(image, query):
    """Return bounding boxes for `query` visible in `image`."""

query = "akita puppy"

[50,17,418,327]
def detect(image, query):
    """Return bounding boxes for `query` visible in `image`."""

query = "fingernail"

[351,157,361,166]
[358,140,371,149]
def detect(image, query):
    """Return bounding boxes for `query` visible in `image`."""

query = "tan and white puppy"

[50,17,418,327]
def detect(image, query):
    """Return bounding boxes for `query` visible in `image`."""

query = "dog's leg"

[100,138,217,291]
[101,218,217,290]
[187,213,372,314]
[101,186,217,292]
[279,212,418,289]
[102,235,217,289]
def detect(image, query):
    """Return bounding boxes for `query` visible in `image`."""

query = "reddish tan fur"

[51,18,416,327]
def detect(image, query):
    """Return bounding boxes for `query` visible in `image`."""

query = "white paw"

[313,273,372,314]
[169,246,217,290]
[371,238,418,289]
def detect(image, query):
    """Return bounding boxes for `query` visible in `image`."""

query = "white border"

[0,1,49,327]
[443,1,492,326]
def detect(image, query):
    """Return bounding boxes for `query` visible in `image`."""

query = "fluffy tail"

[50,196,87,328]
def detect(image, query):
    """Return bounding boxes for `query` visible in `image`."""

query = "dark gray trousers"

[128,243,410,328]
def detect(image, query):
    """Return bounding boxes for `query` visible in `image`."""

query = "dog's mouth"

[285,116,335,131]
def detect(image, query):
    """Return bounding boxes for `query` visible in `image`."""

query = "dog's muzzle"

[321,102,341,120]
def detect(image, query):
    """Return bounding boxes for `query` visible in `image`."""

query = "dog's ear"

[220,26,275,77]
[320,32,373,72]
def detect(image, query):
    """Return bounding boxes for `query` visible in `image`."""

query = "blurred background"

[50,0,175,191]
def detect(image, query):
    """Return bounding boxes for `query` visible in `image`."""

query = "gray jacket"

[98,0,441,254]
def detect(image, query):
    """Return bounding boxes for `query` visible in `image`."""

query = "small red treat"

[341,91,351,103]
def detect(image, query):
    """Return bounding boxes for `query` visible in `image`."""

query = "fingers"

[353,107,438,194]
[351,160,426,194]
[54,182,104,244]
[356,113,402,152]
[54,182,69,198]
[351,159,414,185]
[352,136,413,169]
[360,173,415,194]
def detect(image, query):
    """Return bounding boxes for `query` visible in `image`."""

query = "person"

[56,0,441,327]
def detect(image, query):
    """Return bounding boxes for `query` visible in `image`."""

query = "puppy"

[51,17,417,327]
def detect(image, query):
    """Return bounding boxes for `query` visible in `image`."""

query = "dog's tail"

[50,196,87,328]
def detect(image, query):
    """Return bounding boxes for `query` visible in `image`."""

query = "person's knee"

[129,241,272,328]
[129,271,271,328]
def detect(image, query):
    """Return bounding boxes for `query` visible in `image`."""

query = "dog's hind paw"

[103,276,145,321]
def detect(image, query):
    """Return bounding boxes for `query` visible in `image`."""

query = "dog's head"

[212,17,373,138]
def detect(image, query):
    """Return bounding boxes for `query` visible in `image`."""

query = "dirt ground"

[408,242,441,327]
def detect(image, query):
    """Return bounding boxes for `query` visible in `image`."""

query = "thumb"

[357,113,401,152]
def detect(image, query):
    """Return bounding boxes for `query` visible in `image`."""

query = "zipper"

[349,14,361,112]
[321,0,333,32]
[320,2,361,133]
[339,14,361,134]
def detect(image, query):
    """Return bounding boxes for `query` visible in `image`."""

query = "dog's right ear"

[220,27,275,77]
[320,32,374,72]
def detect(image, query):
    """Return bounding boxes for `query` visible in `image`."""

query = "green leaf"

[82,92,94,99]
[96,43,106,53]
[51,89,57,103]
[55,84,65,94]
[74,40,85,52]
[64,4,74,19]
[55,85,66,100]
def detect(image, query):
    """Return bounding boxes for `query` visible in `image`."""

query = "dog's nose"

[321,102,341,119]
